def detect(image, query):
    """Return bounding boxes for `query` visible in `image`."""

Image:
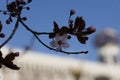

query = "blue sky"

[0,0,120,61]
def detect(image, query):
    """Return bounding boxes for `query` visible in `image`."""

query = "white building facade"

[0,47,120,80]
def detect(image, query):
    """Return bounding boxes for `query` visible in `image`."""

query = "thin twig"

[34,33,88,54]
[0,18,19,48]
[35,32,53,35]
[18,20,53,35]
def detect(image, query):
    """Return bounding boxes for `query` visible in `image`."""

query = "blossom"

[50,33,69,51]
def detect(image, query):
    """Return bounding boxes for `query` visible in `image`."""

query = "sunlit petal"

[62,34,68,41]
[56,46,62,51]
[55,33,60,41]
[62,42,69,48]
[50,41,57,47]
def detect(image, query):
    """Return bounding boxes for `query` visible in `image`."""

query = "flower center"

[58,40,62,45]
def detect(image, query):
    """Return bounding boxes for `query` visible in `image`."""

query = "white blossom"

[50,33,69,51]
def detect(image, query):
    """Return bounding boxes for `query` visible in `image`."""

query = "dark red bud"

[27,0,32,3]
[0,33,5,38]
[86,26,96,34]
[68,35,71,39]
[26,7,30,10]
[22,17,27,21]
[70,9,76,15]
[3,12,7,15]
[14,52,19,57]
[6,19,11,24]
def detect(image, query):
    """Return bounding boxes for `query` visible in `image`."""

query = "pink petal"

[56,46,62,51]
[50,41,57,47]
[55,33,60,41]
[62,42,69,48]
[62,34,68,40]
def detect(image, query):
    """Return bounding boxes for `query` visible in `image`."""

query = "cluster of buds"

[6,0,32,13]
[1,0,32,24]
[68,9,96,44]
[49,9,96,51]
[0,0,32,70]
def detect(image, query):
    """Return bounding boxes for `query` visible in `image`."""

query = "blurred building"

[0,28,120,80]
[94,28,120,64]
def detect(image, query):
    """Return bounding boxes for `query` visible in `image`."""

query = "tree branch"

[19,17,88,54]
[0,18,19,49]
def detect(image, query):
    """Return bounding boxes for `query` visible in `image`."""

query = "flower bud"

[67,35,71,39]
[26,7,30,10]
[14,52,20,56]
[6,19,11,24]
[22,17,27,21]
[86,26,96,34]
[0,33,5,38]
[70,9,76,16]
